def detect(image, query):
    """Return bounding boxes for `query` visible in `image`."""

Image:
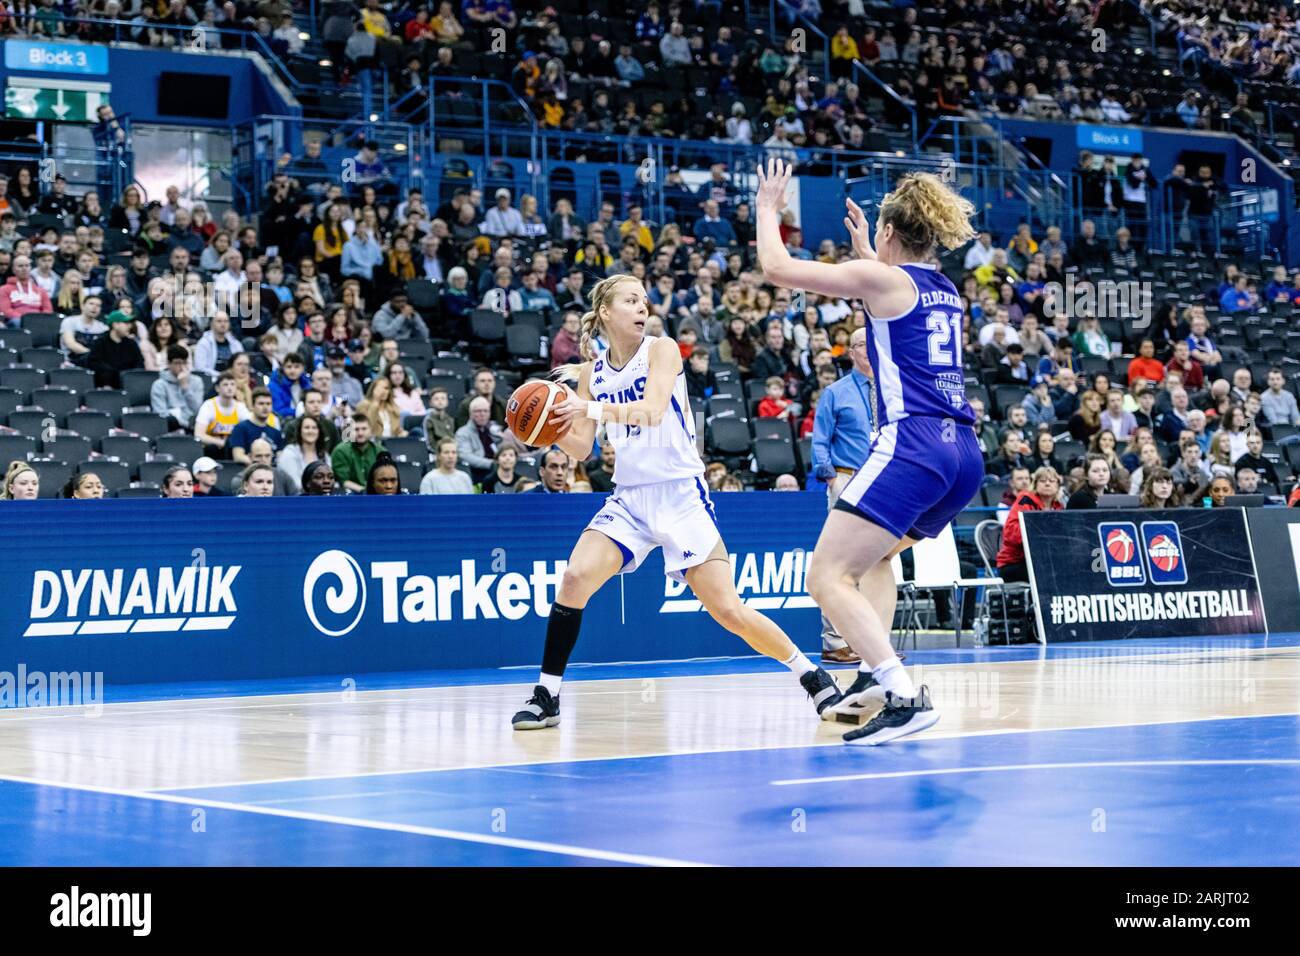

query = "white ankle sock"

[539,673,562,696]
[872,657,916,699]
[782,649,817,677]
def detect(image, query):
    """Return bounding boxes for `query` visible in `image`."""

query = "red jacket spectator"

[1166,353,1204,390]
[1127,354,1165,385]
[1289,486,1300,508]
[758,395,793,419]
[0,275,52,323]
[799,408,815,437]
[996,491,1063,568]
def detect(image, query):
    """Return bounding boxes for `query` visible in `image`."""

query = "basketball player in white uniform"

[511,273,844,729]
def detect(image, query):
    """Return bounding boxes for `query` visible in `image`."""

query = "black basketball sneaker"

[824,669,885,723]
[511,685,561,730]
[800,667,844,718]
[842,686,939,745]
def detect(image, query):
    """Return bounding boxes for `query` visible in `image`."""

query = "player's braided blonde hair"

[552,273,642,382]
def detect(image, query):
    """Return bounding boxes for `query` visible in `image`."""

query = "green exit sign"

[4,77,109,122]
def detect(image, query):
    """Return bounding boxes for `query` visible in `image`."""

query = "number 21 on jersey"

[926,311,964,368]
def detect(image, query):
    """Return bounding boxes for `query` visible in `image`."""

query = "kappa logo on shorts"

[1140,521,1189,586]
[682,550,695,559]
[1098,521,1145,587]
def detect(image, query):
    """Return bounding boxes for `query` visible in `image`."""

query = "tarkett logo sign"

[302,549,567,634]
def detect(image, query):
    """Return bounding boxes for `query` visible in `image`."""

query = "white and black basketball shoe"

[512,685,561,730]
[842,686,939,745]
[824,669,886,722]
[800,667,844,718]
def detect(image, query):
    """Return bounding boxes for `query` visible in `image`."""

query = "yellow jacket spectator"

[620,207,655,254]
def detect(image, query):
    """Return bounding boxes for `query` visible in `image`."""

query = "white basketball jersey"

[589,336,704,487]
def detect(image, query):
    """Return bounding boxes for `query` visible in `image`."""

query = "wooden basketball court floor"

[1,634,1298,866]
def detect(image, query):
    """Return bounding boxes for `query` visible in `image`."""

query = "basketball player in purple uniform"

[756,158,985,745]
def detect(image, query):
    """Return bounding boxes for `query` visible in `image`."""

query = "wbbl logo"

[1098,521,1188,587]
[1140,521,1188,586]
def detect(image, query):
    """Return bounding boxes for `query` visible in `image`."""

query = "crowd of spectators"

[1,128,1298,509]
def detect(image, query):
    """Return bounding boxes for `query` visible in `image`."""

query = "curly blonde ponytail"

[552,274,642,382]
[879,172,977,257]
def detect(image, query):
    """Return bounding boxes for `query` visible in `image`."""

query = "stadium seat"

[506,325,542,360]
[406,280,440,314]
[32,458,72,498]
[99,435,152,474]
[398,340,434,369]
[20,347,62,372]
[385,436,430,464]
[396,461,424,494]
[753,437,797,478]
[138,460,181,486]
[31,387,79,424]
[796,437,812,474]
[752,417,793,442]
[115,484,162,499]
[0,329,33,352]
[19,313,61,349]
[47,367,95,394]
[0,366,46,401]
[470,310,506,342]
[121,369,158,408]
[79,460,130,493]
[425,374,467,406]
[119,412,171,441]
[707,397,748,422]
[706,417,751,456]
[153,435,203,463]
[510,310,545,331]
[6,409,51,438]
[41,432,92,462]
[0,433,37,461]
[65,411,114,450]
[82,389,129,420]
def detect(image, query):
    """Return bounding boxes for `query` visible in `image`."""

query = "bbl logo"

[1140,521,1188,586]
[1098,522,1145,586]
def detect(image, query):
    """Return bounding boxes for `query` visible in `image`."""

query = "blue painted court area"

[3,711,1296,866]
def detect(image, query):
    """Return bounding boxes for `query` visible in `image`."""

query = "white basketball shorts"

[585,476,722,581]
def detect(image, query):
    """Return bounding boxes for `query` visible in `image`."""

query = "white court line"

[1,642,1289,725]
[148,709,1300,794]
[771,758,1300,787]
[0,772,712,868]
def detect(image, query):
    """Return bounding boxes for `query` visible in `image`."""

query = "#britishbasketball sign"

[1098,521,1145,586]
[1022,509,1266,643]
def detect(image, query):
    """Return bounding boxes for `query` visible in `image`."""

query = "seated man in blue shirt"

[228,387,284,465]
[692,200,737,246]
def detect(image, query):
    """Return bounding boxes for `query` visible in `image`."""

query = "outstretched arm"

[754,158,910,309]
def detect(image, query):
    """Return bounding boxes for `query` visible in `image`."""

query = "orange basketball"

[506,380,570,447]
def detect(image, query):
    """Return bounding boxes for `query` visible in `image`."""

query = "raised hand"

[844,197,877,261]
[755,157,793,214]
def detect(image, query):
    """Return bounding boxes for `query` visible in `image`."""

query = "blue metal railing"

[231,114,421,213]
[62,17,299,92]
